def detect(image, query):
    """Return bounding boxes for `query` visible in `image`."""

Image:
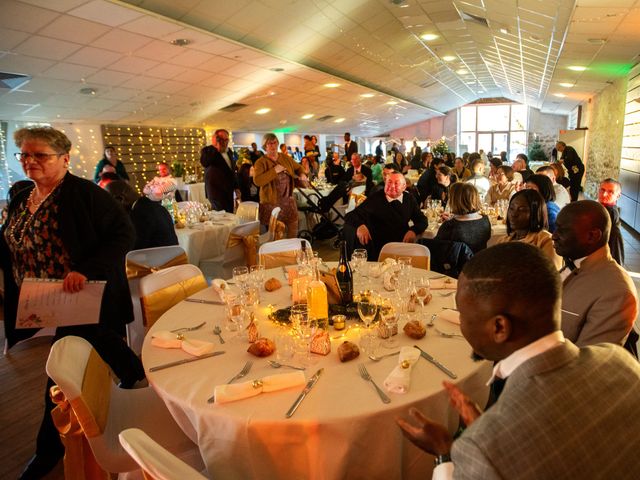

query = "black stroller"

[296,181,348,248]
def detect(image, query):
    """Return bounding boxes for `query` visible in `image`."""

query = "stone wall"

[582,78,628,198]
[528,108,568,161]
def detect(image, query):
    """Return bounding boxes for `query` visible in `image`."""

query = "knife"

[413,345,457,379]
[285,368,324,418]
[149,351,225,372]
[184,298,225,305]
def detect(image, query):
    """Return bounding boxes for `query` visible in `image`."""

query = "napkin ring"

[176,333,185,340]
[252,379,263,389]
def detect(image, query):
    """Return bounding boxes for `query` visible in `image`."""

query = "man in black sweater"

[556,141,584,201]
[345,172,428,259]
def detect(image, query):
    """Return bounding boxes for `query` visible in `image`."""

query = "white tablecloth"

[142,265,491,480]
[175,213,239,266]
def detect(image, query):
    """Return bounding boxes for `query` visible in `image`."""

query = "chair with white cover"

[378,242,430,270]
[258,238,312,268]
[198,221,260,279]
[119,428,208,480]
[46,336,202,476]
[236,201,259,223]
[125,246,188,354]
[259,206,283,244]
[139,264,207,329]
[346,185,366,213]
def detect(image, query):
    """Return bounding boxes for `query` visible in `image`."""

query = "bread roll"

[247,337,275,357]
[403,320,426,339]
[264,277,282,292]
[338,341,360,362]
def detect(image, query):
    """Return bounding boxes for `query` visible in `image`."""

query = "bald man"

[598,178,624,265]
[552,200,637,346]
[397,242,640,479]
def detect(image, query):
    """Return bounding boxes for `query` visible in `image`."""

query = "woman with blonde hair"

[435,182,491,253]
[254,133,308,237]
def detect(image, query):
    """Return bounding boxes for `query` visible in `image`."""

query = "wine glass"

[225,294,245,341]
[232,266,249,290]
[379,299,399,349]
[357,291,378,331]
[291,304,314,363]
[414,276,431,314]
[351,249,368,290]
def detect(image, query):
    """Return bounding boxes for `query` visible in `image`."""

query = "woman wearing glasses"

[1,127,144,479]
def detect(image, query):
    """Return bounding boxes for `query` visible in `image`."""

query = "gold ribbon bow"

[259,250,299,269]
[268,214,286,241]
[126,252,189,279]
[349,192,367,207]
[141,274,208,328]
[227,232,259,267]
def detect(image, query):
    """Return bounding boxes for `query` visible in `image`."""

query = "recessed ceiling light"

[499,28,509,35]
[442,55,456,62]
[301,114,314,119]
[568,65,587,71]
[399,4,409,7]
[360,93,375,98]
[553,93,566,98]
[456,69,469,75]
[587,38,606,45]
[269,67,284,72]
[386,100,398,105]
[256,108,271,115]
[420,33,439,41]
[324,83,340,88]
[79,87,96,95]
[170,38,190,47]
[334,118,345,123]
[559,82,574,88]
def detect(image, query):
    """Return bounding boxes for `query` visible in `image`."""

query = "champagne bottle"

[336,240,353,304]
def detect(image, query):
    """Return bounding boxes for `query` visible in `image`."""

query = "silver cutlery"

[149,351,225,372]
[358,364,391,404]
[286,368,323,418]
[184,298,225,305]
[413,345,457,379]
[437,291,456,297]
[368,351,400,362]
[269,360,306,370]
[429,274,446,280]
[170,321,206,333]
[427,314,437,327]
[435,327,464,339]
[207,361,253,403]
[213,325,225,344]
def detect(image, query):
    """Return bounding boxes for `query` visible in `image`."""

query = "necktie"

[562,257,577,272]
[485,376,507,410]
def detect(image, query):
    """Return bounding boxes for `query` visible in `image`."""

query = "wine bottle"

[336,240,353,304]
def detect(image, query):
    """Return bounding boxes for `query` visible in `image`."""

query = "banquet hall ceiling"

[1,0,639,135]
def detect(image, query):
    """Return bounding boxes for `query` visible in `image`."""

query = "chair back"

[139,264,207,328]
[418,238,473,278]
[224,220,260,272]
[236,201,259,223]
[119,429,207,480]
[259,238,312,268]
[267,206,285,241]
[346,185,367,213]
[379,242,430,270]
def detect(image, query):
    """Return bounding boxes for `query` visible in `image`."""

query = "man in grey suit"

[397,242,640,479]
[552,200,637,347]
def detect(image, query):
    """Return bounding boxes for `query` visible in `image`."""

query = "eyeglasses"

[15,152,63,163]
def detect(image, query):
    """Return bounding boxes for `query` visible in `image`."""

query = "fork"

[170,321,206,333]
[207,361,253,403]
[358,365,391,404]
[435,327,464,338]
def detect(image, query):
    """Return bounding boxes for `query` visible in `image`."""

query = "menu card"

[16,278,105,329]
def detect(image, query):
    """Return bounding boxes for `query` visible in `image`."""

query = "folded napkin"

[439,309,460,325]
[214,371,306,404]
[430,278,457,290]
[151,331,216,357]
[383,346,421,394]
[211,279,229,299]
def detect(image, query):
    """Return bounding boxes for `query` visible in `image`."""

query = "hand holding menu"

[16,278,106,329]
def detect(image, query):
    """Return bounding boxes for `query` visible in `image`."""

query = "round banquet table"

[142,264,491,480]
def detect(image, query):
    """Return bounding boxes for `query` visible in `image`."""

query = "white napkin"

[211,279,229,298]
[430,278,457,290]
[383,346,421,394]
[439,309,460,325]
[214,371,306,404]
[151,331,216,357]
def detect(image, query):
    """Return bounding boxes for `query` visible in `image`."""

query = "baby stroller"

[296,181,348,248]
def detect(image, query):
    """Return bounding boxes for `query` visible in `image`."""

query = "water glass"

[357,292,378,331]
[379,301,399,349]
[232,266,249,289]
[250,264,265,289]
[359,333,380,356]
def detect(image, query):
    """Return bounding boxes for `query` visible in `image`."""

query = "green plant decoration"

[172,161,185,178]
[528,139,547,163]
[431,137,449,157]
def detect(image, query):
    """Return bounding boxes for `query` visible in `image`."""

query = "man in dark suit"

[598,178,624,265]
[325,151,346,185]
[200,128,240,212]
[397,242,640,479]
[344,172,427,259]
[344,132,358,162]
[556,141,584,201]
[410,140,422,169]
[342,153,373,194]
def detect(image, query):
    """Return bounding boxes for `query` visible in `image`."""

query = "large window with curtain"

[458,103,528,159]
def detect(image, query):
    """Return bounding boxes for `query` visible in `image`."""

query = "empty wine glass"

[414,276,431,311]
[232,266,249,289]
[291,304,314,363]
[379,299,399,349]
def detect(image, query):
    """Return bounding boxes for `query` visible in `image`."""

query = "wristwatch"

[434,453,452,466]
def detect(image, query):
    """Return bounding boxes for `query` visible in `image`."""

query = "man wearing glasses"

[200,129,240,212]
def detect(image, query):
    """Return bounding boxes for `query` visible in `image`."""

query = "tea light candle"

[332,315,346,330]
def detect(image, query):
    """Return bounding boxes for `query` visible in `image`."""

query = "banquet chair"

[379,242,430,270]
[236,201,259,223]
[418,238,473,278]
[199,220,260,279]
[125,246,188,354]
[46,336,202,476]
[346,185,366,213]
[139,264,207,329]
[259,206,284,244]
[259,238,312,268]
[119,428,208,480]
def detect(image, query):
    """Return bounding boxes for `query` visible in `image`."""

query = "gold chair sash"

[379,253,430,270]
[141,274,208,328]
[259,250,299,269]
[349,192,366,207]
[268,215,286,241]
[227,232,259,267]
[126,252,189,279]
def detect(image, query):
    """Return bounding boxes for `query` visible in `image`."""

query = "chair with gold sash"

[378,242,431,270]
[199,220,260,279]
[258,238,312,268]
[236,201,259,223]
[346,185,366,213]
[139,264,207,329]
[259,206,285,244]
[119,428,208,480]
[46,336,201,478]
[125,246,189,354]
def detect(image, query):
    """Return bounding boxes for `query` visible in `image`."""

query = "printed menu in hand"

[16,278,105,328]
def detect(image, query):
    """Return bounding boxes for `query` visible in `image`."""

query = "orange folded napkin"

[214,371,306,404]
[383,346,421,394]
[151,331,216,357]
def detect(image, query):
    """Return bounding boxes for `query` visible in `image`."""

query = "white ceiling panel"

[68,0,144,27]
